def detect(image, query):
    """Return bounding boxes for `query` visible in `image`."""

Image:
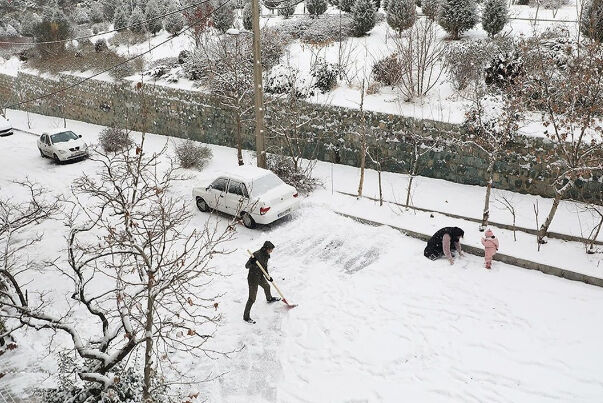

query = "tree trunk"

[538,193,562,243]
[405,158,419,208]
[142,280,154,402]
[357,141,366,198]
[588,215,602,253]
[378,167,383,206]
[236,114,244,166]
[481,162,495,230]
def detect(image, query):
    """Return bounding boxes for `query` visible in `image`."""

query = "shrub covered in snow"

[267,154,322,195]
[144,0,163,34]
[265,64,314,98]
[339,0,355,12]
[437,0,478,39]
[72,7,91,24]
[422,0,440,19]
[445,36,514,90]
[175,139,213,170]
[311,59,340,93]
[98,127,132,152]
[94,39,108,52]
[295,15,354,43]
[307,0,328,16]
[482,0,508,37]
[21,11,42,36]
[352,0,377,36]
[33,7,73,57]
[164,2,185,34]
[278,1,296,17]
[386,0,416,33]
[372,53,403,87]
[89,1,105,23]
[484,50,522,88]
[212,0,235,33]
[581,0,603,42]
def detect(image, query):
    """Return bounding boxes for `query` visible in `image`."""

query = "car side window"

[211,178,228,192]
[228,181,248,198]
[46,136,51,145]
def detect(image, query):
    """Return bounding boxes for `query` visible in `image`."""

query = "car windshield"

[51,131,79,143]
[250,173,284,195]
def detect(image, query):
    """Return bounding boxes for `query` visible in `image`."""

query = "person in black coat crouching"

[424,227,465,265]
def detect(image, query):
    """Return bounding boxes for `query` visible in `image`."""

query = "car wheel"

[241,212,256,229]
[53,153,61,163]
[196,197,209,212]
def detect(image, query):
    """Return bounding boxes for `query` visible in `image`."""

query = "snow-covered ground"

[1,111,602,402]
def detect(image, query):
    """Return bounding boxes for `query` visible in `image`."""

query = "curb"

[336,191,603,246]
[335,211,603,288]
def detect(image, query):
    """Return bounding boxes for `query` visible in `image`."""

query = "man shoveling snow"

[243,241,281,324]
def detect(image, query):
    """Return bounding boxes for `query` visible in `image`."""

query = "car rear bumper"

[58,150,89,161]
[252,199,300,225]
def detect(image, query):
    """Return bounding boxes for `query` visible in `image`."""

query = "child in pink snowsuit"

[481,229,499,269]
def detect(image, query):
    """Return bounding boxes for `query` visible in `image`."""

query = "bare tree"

[356,80,368,198]
[0,141,234,401]
[464,90,521,230]
[393,19,446,101]
[496,194,517,241]
[193,33,254,166]
[513,39,603,243]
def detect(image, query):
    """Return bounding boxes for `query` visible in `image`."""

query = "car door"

[206,177,229,212]
[225,180,248,215]
[40,134,50,156]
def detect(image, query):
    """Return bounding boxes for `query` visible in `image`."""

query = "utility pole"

[251,0,267,168]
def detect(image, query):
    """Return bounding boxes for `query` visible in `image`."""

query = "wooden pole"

[251,0,267,168]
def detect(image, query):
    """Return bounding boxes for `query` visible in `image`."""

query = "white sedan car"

[192,166,299,228]
[0,115,13,137]
[37,129,89,162]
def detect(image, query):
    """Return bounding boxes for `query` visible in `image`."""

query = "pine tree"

[278,1,296,18]
[386,0,416,34]
[307,0,328,17]
[352,0,376,36]
[164,2,185,34]
[383,0,389,9]
[581,0,603,42]
[482,0,508,37]
[145,0,163,35]
[102,0,117,21]
[129,6,146,33]
[243,3,252,30]
[212,0,235,33]
[437,0,478,39]
[113,1,129,31]
[422,0,439,20]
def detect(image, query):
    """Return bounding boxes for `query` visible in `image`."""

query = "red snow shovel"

[247,249,297,308]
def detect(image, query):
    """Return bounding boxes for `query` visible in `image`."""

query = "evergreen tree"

[307,0,328,16]
[212,0,235,33]
[89,1,105,23]
[581,0,603,42]
[102,0,117,21]
[278,1,296,18]
[422,0,439,19]
[145,0,163,35]
[386,0,416,33]
[243,3,252,30]
[113,1,129,31]
[164,2,185,34]
[482,0,508,37]
[339,0,355,12]
[129,6,146,33]
[437,0,478,39]
[352,0,376,36]
[383,0,389,10]
[374,0,381,9]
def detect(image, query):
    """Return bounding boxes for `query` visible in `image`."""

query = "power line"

[0,0,213,46]
[3,0,234,110]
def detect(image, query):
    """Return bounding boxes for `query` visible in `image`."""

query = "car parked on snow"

[37,129,89,162]
[192,166,299,228]
[0,116,13,137]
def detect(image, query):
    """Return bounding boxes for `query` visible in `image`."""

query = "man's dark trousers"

[243,273,274,321]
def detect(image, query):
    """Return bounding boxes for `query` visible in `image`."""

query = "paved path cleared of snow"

[1,113,602,402]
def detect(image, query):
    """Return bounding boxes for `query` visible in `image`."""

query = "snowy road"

[1,121,602,402]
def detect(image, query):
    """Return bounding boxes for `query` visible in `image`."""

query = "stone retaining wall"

[0,71,600,202]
